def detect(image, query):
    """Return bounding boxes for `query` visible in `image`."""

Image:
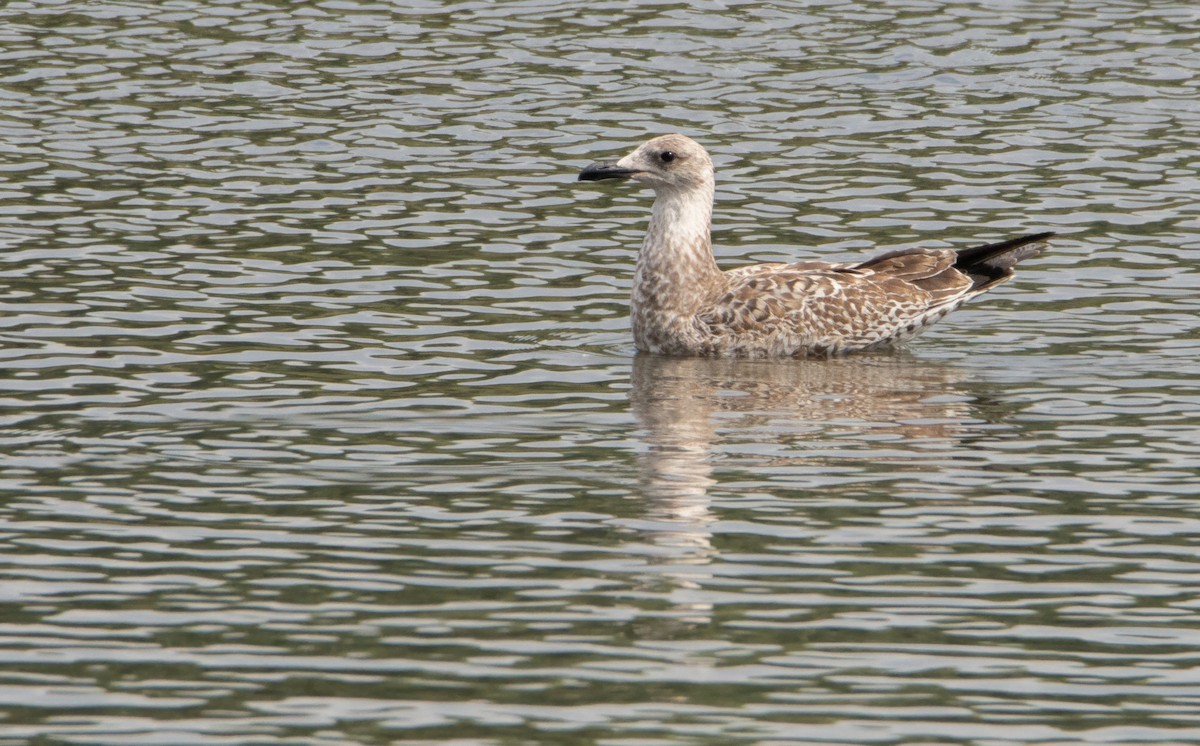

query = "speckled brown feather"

[578,135,1053,358]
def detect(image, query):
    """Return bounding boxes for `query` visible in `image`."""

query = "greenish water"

[2,1,1200,744]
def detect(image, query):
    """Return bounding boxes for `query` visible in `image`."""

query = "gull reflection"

[627,352,978,626]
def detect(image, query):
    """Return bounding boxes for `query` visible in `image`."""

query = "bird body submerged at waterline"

[578,134,1054,358]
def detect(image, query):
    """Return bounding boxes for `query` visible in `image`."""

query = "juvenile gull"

[578,134,1054,357]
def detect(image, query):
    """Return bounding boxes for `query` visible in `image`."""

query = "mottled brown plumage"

[578,134,1054,357]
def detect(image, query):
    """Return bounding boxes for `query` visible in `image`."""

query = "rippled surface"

[3,0,1200,743]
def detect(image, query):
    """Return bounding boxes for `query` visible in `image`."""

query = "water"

[2,0,1200,743]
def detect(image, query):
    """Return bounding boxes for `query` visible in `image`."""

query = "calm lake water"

[2,0,1200,744]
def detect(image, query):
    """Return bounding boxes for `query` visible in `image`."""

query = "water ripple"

[2,0,1200,743]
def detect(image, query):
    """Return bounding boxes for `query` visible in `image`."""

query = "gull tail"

[955,231,1055,290]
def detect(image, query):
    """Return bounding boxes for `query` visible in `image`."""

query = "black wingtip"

[957,231,1055,266]
[955,231,1055,288]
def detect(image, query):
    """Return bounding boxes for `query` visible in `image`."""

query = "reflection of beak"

[578,162,641,181]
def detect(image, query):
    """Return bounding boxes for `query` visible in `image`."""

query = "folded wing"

[701,248,979,354]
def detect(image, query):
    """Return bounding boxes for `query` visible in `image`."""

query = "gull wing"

[700,248,978,353]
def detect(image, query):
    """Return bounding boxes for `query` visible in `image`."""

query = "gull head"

[578,134,714,193]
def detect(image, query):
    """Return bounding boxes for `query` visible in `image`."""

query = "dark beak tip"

[578,163,638,182]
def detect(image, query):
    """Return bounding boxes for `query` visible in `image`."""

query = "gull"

[578,134,1054,357]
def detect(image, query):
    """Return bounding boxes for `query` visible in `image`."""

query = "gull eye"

[659,150,676,164]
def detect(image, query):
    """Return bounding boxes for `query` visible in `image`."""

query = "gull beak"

[578,162,641,181]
